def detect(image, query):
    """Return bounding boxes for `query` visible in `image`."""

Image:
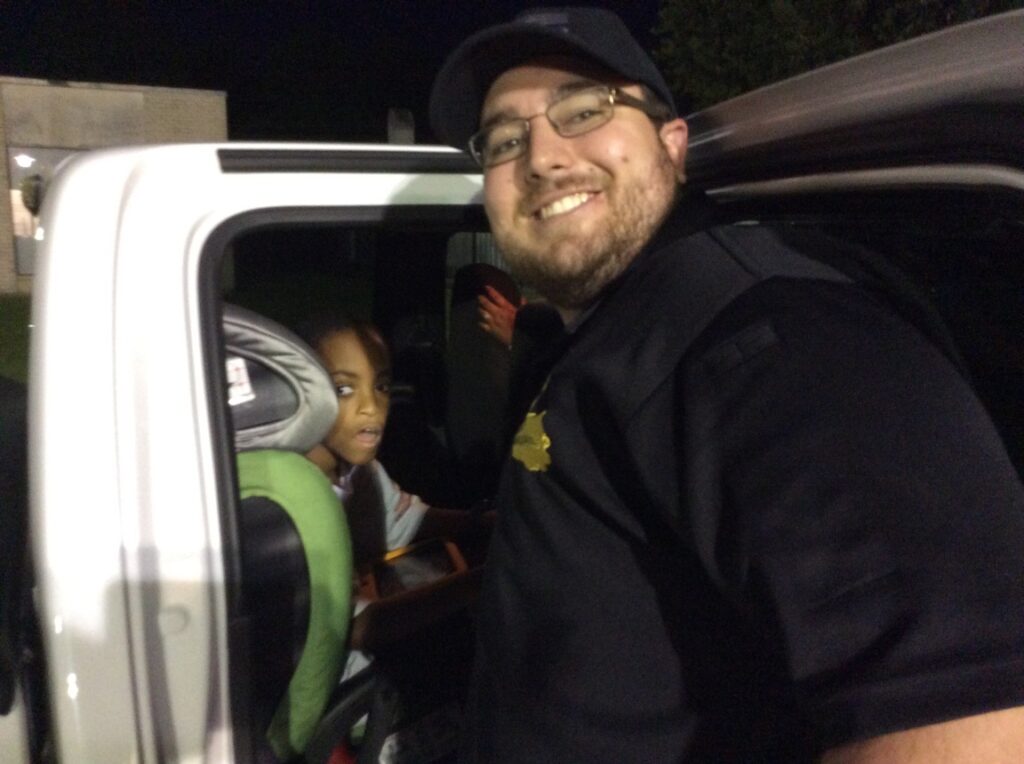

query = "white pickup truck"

[2,10,1023,763]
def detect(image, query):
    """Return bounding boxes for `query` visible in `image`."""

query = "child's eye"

[376,381,391,395]
[335,384,355,398]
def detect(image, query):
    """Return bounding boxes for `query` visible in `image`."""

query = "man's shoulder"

[560,222,866,420]
[635,219,949,371]
[584,220,859,370]
[687,276,892,365]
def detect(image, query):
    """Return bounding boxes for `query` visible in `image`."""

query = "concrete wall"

[0,77,227,294]
[0,94,13,294]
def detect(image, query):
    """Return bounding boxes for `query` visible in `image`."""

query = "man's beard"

[494,147,678,311]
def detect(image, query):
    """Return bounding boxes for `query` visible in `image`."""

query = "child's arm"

[374,460,495,562]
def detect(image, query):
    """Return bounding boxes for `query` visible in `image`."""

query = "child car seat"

[224,304,353,761]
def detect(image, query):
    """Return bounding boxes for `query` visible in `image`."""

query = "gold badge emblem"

[512,411,552,472]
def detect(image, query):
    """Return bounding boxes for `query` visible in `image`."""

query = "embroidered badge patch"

[512,411,552,472]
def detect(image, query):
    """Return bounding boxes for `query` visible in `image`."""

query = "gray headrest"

[223,304,337,453]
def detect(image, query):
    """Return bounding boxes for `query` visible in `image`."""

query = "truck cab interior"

[214,209,508,762]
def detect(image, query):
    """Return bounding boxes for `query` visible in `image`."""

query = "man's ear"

[659,118,688,181]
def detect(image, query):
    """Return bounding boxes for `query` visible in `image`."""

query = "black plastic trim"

[217,148,479,175]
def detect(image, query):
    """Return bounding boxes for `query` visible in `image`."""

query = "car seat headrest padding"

[223,304,338,453]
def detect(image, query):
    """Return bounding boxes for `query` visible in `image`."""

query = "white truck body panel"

[29,143,481,762]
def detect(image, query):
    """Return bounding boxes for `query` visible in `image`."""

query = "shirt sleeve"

[681,278,1024,749]
[370,460,428,550]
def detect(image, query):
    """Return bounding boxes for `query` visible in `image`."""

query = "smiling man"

[429,7,1024,762]
[475,60,684,315]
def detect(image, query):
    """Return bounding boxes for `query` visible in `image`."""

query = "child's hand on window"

[478,286,524,348]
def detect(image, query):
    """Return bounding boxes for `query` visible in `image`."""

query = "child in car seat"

[301,313,494,764]
[300,313,474,568]
[301,314,487,691]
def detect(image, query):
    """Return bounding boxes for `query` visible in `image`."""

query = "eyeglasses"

[469,85,672,168]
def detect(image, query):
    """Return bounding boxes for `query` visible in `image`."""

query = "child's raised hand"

[477,286,524,347]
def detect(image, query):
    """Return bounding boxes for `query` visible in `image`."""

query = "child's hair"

[297,311,391,373]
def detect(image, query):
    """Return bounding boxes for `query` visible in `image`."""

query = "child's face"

[317,329,391,468]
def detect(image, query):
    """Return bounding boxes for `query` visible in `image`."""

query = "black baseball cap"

[429,7,676,150]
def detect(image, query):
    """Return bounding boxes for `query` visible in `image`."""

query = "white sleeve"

[370,460,428,550]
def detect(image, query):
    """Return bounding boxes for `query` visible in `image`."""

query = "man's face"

[480,59,688,313]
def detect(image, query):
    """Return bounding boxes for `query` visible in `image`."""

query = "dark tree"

[655,0,1024,111]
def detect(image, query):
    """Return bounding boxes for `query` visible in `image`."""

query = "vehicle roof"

[686,9,1024,190]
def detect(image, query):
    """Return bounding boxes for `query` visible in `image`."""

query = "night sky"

[0,1,661,144]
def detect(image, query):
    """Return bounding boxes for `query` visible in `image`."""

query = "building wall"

[142,88,226,143]
[0,77,227,294]
[0,93,13,294]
